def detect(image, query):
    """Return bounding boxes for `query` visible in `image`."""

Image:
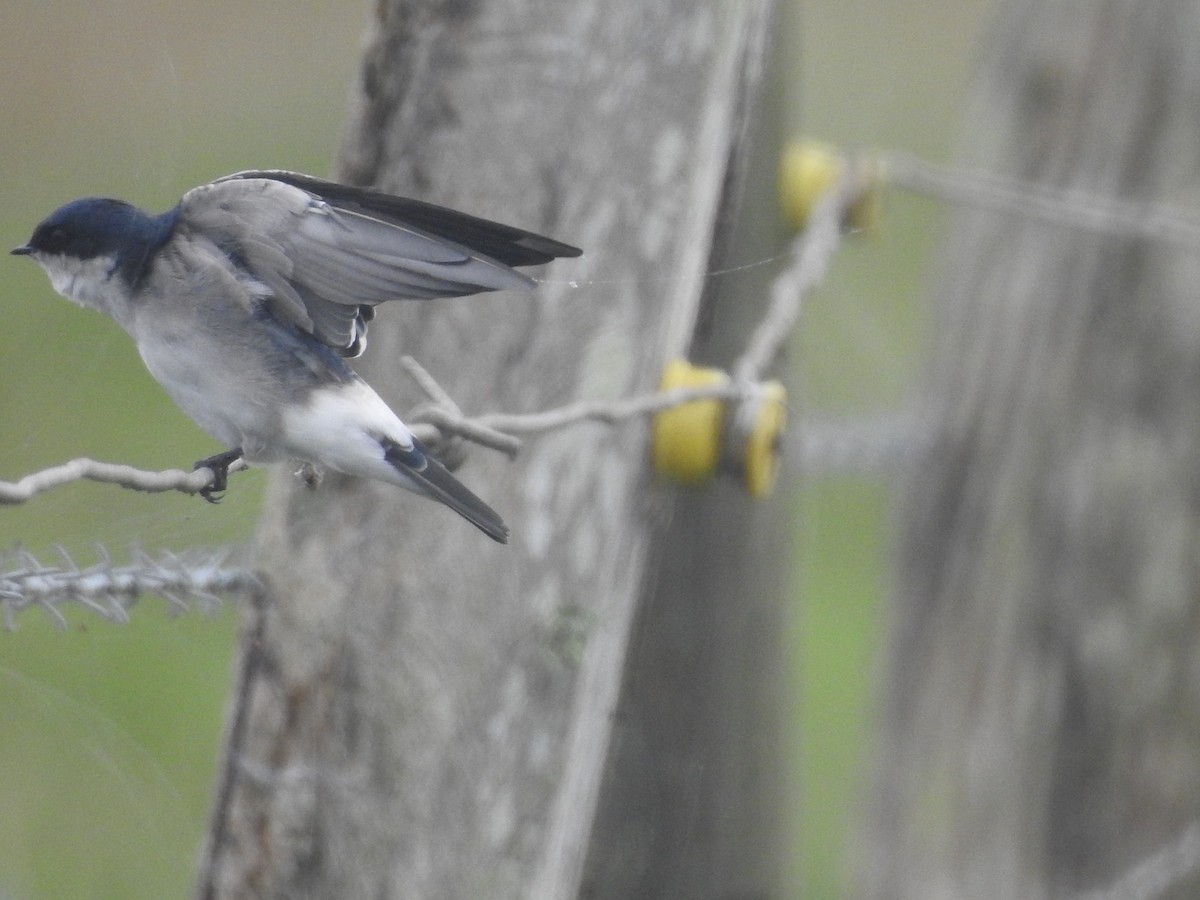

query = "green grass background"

[0,1,988,896]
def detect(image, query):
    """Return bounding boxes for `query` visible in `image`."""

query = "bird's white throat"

[36,253,118,310]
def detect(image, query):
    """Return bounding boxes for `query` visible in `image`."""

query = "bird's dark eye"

[34,225,69,252]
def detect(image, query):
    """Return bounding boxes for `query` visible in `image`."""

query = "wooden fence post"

[863,2,1200,897]
[197,0,789,897]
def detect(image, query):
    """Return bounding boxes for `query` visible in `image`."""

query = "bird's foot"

[296,462,323,490]
[194,448,243,503]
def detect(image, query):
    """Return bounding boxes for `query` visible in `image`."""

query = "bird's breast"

[134,313,283,454]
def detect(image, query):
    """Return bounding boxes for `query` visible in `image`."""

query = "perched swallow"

[13,170,582,542]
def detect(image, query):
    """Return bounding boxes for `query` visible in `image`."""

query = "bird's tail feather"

[383,440,509,544]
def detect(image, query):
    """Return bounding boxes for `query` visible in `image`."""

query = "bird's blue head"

[12,197,178,286]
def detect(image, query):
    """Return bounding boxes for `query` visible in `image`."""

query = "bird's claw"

[194,448,242,503]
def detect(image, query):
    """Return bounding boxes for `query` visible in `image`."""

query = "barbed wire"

[0,414,921,629]
[0,545,259,629]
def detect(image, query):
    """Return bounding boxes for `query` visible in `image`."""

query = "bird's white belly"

[279,380,411,480]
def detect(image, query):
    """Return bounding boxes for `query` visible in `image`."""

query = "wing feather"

[177,170,580,356]
[226,169,583,267]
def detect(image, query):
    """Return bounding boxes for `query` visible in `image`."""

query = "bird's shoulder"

[178,174,313,242]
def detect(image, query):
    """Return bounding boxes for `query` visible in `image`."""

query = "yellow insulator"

[652,360,788,498]
[652,359,728,486]
[778,139,883,232]
[739,380,786,499]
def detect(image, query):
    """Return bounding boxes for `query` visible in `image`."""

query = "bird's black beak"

[10,245,33,256]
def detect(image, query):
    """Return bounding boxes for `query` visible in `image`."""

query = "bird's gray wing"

[227,169,583,268]
[178,171,577,356]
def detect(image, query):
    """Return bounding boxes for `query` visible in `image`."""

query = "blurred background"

[0,1,988,896]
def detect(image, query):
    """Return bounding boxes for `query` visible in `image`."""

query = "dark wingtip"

[522,237,582,260]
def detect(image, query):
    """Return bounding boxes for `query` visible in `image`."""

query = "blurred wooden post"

[196,0,789,897]
[862,2,1200,898]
